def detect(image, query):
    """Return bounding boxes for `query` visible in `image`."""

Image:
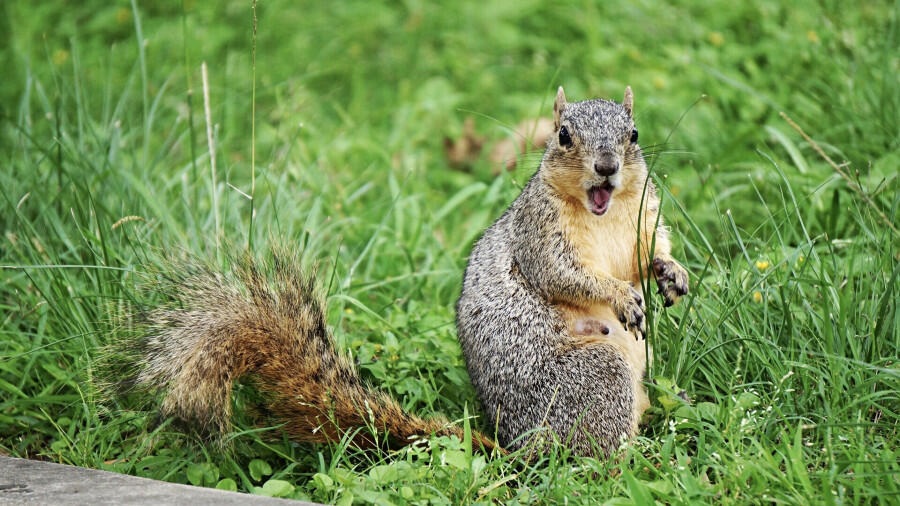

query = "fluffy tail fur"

[129,252,498,453]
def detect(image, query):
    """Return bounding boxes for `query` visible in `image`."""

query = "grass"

[2,0,899,503]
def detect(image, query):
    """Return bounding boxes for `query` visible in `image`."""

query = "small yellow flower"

[116,8,131,24]
[652,76,666,90]
[806,30,819,44]
[797,255,805,264]
[52,49,69,65]
[755,260,770,271]
[709,32,725,47]
[753,291,763,303]
[344,308,354,314]
[374,344,383,352]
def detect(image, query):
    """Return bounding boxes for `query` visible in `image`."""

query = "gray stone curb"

[0,456,321,505]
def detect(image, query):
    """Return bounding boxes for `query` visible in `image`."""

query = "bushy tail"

[130,252,499,453]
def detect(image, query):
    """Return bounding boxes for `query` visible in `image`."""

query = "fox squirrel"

[124,86,688,458]
[457,86,688,456]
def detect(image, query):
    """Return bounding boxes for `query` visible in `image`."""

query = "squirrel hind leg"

[568,316,650,436]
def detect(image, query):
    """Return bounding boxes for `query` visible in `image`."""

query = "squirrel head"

[542,86,645,217]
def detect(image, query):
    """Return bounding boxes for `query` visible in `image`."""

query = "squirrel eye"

[558,125,572,147]
[630,128,639,143]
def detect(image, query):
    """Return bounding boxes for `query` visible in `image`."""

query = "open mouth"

[588,183,614,216]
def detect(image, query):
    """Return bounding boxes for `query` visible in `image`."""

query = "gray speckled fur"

[456,96,641,457]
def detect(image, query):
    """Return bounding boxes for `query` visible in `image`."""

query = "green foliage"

[248,458,273,483]
[2,0,899,503]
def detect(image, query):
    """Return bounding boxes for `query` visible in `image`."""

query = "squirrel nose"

[594,154,619,176]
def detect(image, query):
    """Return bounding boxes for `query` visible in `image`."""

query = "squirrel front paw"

[653,257,689,307]
[610,281,645,338]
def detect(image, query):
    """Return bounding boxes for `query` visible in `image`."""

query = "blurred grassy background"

[4,1,897,239]
[2,0,899,503]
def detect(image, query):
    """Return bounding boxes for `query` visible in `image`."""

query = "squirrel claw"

[653,257,689,307]
[611,281,646,336]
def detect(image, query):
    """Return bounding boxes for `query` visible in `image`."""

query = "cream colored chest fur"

[560,195,642,285]
[554,191,652,330]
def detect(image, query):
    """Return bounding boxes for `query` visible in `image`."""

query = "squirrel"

[124,86,688,458]
[456,86,688,457]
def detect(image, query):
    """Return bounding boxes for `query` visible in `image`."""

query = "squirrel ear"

[623,86,634,116]
[554,86,567,129]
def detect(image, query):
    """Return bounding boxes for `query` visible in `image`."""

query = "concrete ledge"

[0,456,318,505]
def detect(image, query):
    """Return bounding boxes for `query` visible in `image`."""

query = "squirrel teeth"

[588,183,613,215]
